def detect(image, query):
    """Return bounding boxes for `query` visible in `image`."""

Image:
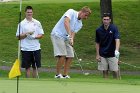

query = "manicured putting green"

[0,79,140,93]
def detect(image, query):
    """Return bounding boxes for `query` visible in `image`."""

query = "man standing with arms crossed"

[95,14,120,79]
[51,6,91,78]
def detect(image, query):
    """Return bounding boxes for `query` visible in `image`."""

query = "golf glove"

[66,34,73,46]
[115,50,120,59]
[26,31,34,35]
[66,34,72,41]
[27,35,36,40]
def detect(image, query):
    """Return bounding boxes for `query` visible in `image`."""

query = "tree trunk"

[100,0,113,23]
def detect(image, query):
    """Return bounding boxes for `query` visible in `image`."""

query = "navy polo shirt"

[95,24,120,57]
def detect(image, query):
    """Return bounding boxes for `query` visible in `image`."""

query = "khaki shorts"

[98,57,118,71]
[51,35,74,57]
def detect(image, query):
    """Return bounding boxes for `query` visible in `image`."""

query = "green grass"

[0,76,140,93]
[0,69,140,93]
[0,0,140,71]
[1,0,95,4]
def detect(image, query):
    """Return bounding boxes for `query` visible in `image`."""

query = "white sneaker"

[54,74,64,78]
[63,75,70,79]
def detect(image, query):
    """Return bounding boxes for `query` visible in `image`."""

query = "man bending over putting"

[51,6,91,78]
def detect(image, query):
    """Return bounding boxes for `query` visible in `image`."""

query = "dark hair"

[25,6,33,12]
[102,13,111,18]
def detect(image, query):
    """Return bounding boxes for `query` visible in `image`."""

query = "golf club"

[108,58,121,79]
[33,52,39,79]
[73,48,89,75]
[118,64,121,80]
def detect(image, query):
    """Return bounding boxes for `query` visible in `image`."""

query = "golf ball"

[79,59,82,61]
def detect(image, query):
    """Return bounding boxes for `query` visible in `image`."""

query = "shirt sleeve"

[64,9,74,20]
[95,29,100,43]
[114,26,120,39]
[37,22,44,35]
[16,23,23,36]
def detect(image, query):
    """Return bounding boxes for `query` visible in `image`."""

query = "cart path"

[1,66,140,75]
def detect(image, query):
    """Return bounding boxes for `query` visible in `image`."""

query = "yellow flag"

[9,59,21,79]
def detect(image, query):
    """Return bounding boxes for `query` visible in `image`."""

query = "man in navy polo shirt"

[95,14,120,79]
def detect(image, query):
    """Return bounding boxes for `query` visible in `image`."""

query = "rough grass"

[0,0,140,71]
[0,0,139,4]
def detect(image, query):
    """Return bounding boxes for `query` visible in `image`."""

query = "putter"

[35,61,39,79]
[33,52,39,79]
[118,61,121,80]
[118,65,121,80]
[108,58,121,79]
[73,48,89,75]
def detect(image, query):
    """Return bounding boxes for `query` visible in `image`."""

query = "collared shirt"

[95,24,120,57]
[51,9,83,39]
[16,18,44,51]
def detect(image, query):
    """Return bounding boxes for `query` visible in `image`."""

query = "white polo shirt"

[16,18,44,51]
[51,9,83,39]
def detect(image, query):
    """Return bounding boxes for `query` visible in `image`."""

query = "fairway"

[1,79,140,93]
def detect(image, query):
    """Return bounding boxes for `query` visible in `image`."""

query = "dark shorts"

[21,50,41,69]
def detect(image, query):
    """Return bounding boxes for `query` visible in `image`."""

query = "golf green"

[0,79,140,93]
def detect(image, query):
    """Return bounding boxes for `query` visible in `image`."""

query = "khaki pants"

[51,35,74,57]
[98,57,118,71]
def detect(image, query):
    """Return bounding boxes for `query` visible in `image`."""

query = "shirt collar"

[24,18,34,23]
[77,12,82,22]
[102,24,111,30]
[76,12,79,19]
[77,12,81,21]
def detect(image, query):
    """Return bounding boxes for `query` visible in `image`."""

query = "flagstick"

[17,41,20,93]
[17,0,22,93]
[18,0,22,56]
[17,76,19,93]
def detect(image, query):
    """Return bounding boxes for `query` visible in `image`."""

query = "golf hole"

[84,73,89,75]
